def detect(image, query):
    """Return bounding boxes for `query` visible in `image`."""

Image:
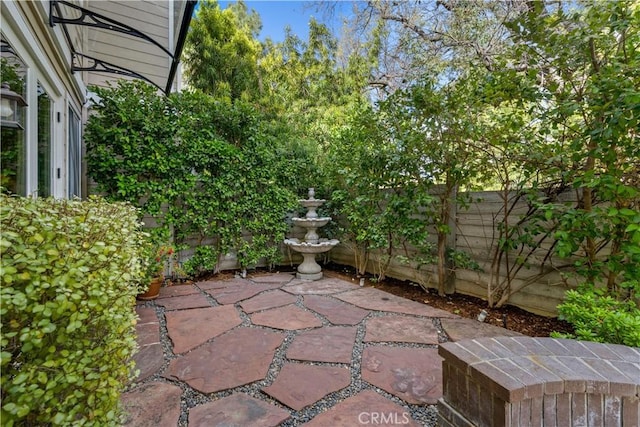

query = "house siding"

[85,0,172,91]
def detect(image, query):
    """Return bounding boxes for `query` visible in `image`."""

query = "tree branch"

[379,13,444,43]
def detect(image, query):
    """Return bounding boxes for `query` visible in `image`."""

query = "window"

[68,106,81,198]
[1,37,27,195]
[37,83,51,197]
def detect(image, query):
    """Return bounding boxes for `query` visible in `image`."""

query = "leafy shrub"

[553,285,640,347]
[0,195,147,425]
[84,81,314,276]
[182,245,218,277]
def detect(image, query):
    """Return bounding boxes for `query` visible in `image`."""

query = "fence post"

[444,186,457,294]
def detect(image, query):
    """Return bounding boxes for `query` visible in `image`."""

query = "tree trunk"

[437,230,447,296]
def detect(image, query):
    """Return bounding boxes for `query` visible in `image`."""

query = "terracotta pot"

[137,276,163,300]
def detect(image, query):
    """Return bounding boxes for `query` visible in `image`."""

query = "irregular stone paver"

[133,308,163,380]
[362,347,442,404]
[251,305,323,330]
[336,287,458,318]
[189,393,290,426]
[248,272,295,284]
[441,317,523,341]
[165,305,241,354]
[121,382,182,427]
[302,389,421,427]
[263,363,351,411]
[365,315,439,344]
[283,278,358,295]
[164,328,284,393]
[136,306,158,324]
[240,289,298,313]
[133,343,164,381]
[287,326,357,363]
[156,293,211,311]
[136,322,160,346]
[206,282,282,304]
[303,295,370,325]
[196,279,243,291]
[157,284,200,299]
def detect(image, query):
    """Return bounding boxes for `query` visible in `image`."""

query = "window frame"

[67,102,82,199]
[2,1,87,199]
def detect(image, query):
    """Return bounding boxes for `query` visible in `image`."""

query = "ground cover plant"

[554,286,640,347]
[0,195,147,425]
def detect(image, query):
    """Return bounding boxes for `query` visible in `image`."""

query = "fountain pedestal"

[284,188,339,281]
[298,254,322,280]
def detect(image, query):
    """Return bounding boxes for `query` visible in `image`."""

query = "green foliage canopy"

[84,80,315,274]
[183,0,262,101]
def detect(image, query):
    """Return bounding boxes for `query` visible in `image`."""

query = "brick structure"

[438,337,640,426]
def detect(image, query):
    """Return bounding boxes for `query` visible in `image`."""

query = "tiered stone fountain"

[284,188,339,280]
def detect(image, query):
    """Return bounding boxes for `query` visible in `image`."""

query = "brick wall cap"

[439,337,640,403]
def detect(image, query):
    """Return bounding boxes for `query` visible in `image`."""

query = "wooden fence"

[330,190,581,317]
[171,189,583,317]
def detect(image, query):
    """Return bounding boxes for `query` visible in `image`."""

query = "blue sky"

[216,1,349,42]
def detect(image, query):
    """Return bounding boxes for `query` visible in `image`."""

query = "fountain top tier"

[284,188,339,280]
[298,188,328,219]
[287,188,335,244]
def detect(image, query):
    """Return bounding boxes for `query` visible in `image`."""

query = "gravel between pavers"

[134,281,441,427]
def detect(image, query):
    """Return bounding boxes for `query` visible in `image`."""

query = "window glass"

[1,36,27,195]
[37,83,51,197]
[68,106,81,198]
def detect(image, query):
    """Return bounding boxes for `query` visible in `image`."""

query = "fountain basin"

[298,199,326,219]
[284,238,339,254]
[292,217,331,228]
[285,238,340,280]
[299,199,326,208]
[291,218,332,243]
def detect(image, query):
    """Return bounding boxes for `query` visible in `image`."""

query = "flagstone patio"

[122,272,521,426]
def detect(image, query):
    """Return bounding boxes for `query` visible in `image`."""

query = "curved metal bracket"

[48,0,196,94]
[71,52,163,92]
[50,0,173,58]
[1,40,17,55]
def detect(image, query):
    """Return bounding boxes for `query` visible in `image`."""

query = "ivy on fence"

[85,81,315,275]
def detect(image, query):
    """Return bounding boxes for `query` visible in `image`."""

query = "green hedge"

[554,285,640,347]
[84,81,317,275]
[0,195,147,426]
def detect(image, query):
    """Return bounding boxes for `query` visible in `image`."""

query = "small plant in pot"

[137,240,174,300]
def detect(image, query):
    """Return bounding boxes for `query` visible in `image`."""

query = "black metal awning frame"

[49,0,196,94]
